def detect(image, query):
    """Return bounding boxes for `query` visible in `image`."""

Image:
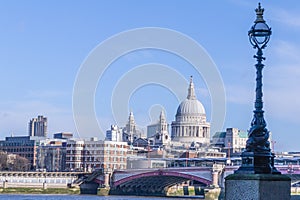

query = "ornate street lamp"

[236,3,280,174]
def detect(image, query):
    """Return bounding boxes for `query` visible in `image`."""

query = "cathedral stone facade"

[171,77,210,146]
[122,111,141,144]
[148,111,170,146]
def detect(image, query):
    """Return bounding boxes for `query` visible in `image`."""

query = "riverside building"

[66,138,128,172]
[0,136,45,169]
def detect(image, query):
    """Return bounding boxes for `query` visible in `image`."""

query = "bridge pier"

[212,171,219,187]
[80,182,99,195]
[104,173,110,187]
[3,181,7,189]
[43,182,47,189]
[183,186,189,195]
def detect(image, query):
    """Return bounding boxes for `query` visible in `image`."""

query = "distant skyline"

[0,1,300,152]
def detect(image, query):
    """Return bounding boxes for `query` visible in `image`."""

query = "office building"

[66,139,128,172]
[28,115,48,137]
[54,132,73,140]
[212,128,248,155]
[106,125,122,142]
[0,136,45,169]
[36,139,67,171]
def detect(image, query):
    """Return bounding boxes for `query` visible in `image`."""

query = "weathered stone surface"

[225,174,291,200]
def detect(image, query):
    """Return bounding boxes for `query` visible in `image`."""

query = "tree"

[0,151,30,171]
[0,152,8,170]
[10,155,30,171]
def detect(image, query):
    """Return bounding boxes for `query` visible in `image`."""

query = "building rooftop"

[238,131,248,138]
[213,132,226,138]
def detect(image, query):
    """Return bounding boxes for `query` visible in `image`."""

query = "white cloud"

[271,40,300,63]
[271,9,300,29]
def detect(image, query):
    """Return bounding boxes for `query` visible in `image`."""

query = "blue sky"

[0,0,299,152]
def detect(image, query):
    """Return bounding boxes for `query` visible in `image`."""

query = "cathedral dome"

[176,76,205,116]
[171,76,210,146]
[176,99,205,116]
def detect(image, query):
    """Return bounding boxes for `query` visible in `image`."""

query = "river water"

[0,194,199,200]
[1,194,299,200]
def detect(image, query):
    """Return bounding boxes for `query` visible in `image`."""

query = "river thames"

[0,194,201,200]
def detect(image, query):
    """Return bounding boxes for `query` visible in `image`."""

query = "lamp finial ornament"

[255,3,265,23]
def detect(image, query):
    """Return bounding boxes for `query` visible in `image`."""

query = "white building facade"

[106,125,123,142]
[212,128,248,154]
[66,139,128,172]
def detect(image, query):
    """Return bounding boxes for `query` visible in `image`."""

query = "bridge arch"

[110,170,211,196]
[114,170,211,187]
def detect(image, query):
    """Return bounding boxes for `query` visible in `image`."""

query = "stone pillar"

[104,173,110,187]
[192,126,195,137]
[183,186,189,196]
[212,171,219,187]
[43,182,47,189]
[3,181,7,189]
[225,174,291,200]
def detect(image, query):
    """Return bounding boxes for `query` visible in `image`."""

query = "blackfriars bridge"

[0,165,300,196]
[107,166,224,196]
[91,165,300,196]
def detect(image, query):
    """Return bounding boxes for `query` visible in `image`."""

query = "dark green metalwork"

[246,48,270,153]
[236,3,280,174]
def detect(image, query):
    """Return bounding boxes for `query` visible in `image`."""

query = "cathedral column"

[193,126,195,137]
[204,127,207,138]
[185,126,188,137]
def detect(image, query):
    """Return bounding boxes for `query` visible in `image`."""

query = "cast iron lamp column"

[236,3,280,174]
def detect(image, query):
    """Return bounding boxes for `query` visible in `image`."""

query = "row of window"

[66,155,126,162]
[0,143,35,147]
[66,150,126,155]
[66,163,126,170]
[66,143,127,148]
[1,148,35,152]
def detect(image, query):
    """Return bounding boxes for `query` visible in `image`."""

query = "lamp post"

[236,3,280,174]
[226,4,291,200]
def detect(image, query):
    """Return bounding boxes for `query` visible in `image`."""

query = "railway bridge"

[0,171,89,188]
